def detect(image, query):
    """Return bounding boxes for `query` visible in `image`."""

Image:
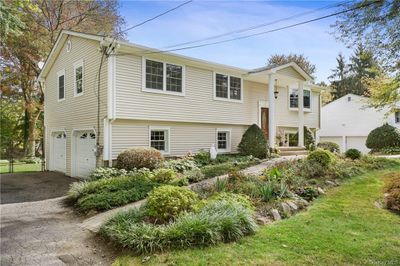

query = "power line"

[143,0,380,55]
[120,0,193,34]
[164,0,350,49]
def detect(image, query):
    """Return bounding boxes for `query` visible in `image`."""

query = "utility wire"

[142,0,380,55]
[164,0,350,49]
[119,0,193,34]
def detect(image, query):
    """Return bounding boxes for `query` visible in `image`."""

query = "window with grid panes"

[150,130,167,152]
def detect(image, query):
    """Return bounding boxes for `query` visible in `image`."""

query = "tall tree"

[267,53,316,78]
[0,0,125,157]
[328,53,351,99]
[333,0,400,111]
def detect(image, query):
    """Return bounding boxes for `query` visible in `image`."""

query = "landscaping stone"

[317,187,325,195]
[279,202,291,217]
[287,201,298,211]
[270,209,281,221]
[256,215,271,225]
[297,198,309,207]
[325,180,336,186]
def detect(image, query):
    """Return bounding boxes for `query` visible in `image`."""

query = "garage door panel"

[347,136,369,154]
[319,137,343,153]
[74,131,96,178]
[52,132,66,173]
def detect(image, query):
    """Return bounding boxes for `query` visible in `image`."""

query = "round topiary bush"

[115,147,164,170]
[307,149,334,167]
[345,148,361,160]
[238,124,269,159]
[317,141,340,153]
[146,185,199,222]
[366,124,400,152]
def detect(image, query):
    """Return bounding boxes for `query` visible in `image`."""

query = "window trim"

[213,72,243,103]
[148,126,171,155]
[57,69,65,102]
[395,110,400,124]
[288,87,312,112]
[73,59,84,97]
[142,57,185,96]
[215,128,231,153]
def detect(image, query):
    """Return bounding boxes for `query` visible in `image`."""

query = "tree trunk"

[25,111,40,158]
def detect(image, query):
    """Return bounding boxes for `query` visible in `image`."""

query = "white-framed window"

[149,127,170,154]
[216,129,231,152]
[395,110,400,123]
[214,73,243,102]
[142,58,185,96]
[289,88,311,110]
[57,69,65,101]
[73,59,84,97]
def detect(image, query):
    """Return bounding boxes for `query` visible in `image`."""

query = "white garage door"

[319,137,344,153]
[74,131,96,178]
[51,132,66,173]
[347,136,369,154]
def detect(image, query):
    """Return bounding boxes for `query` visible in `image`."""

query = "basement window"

[149,127,170,154]
[216,129,231,153]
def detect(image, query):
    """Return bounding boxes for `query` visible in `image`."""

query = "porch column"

[298,81,305,147]
[268,74,276,148]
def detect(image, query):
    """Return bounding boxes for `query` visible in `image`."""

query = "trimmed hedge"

[307,149,334,167]
[238,124,268,159]
[366,124,400,151]
[116,147,164,170]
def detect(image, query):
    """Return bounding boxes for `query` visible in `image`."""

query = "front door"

[261,107,269,138]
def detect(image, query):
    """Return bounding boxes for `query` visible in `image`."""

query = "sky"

[118,0,355,83]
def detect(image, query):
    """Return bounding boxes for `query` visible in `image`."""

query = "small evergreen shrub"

[317,141,340,153]
[193,150,211,166]
[146,185,199,222]
[115,147,164,170]
[307,149,334,167]
[88,167,128,181]
[151,168,177,184]
[345,149,362,160]
[384,172,400,213]
[238,124,269,159]
[366,124,400,152]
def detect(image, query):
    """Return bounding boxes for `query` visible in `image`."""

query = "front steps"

[278,146,308,156]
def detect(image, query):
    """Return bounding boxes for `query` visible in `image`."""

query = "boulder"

[270,209,281,221]
[279,202,291,217]
[317,187,325,195]
[325,180,336,186]
[256,216,271,225]
[287,201,298,211]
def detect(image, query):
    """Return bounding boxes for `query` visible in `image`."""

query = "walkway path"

[80,155,305,233]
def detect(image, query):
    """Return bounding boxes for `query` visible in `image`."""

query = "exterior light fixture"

[274,79,279,99]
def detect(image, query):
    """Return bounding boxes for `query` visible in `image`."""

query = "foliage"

[267,53,316,77]
[238,124,268,159]
[146,185,199,222]
[345,149,361,160]
[151,168,177,184]
[207,192,254,211]
[215,178,229,192]
[201,161,255,178]
[116,147,164,171]
[317,141,340,153]
[101,200,257,254]
[383,172,400,213]
[288,126,315,150]
[366,124,400,151]
[193,150,211,166]
[256,180,288,202]
[184,168,206,183]
[297,186,319,201]
[67,173,158,214]
[164,157,198,173]
[381,147,400,155]
[88,167,129,181]
[307,149,334,167]
[365,73,400,114]
[357,156,400,171]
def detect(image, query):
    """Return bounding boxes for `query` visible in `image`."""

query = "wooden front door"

[261,107,269,138]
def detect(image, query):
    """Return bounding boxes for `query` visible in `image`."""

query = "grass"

[0,163,42,173]
[113,166,400,265]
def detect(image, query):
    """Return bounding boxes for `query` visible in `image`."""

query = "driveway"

[1,172,117,265]
[1,171,74,204]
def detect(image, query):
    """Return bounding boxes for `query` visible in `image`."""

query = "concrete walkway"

[80,155,305,233]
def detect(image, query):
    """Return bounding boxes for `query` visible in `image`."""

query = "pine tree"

[329,53,351,99]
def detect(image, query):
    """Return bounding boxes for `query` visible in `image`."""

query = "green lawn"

[114,166,400,266]
[0,163,42,174]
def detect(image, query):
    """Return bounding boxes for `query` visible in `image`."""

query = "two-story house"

[38,30,324,177]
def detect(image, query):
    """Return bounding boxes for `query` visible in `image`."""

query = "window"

[216,129,231,152]
[289,88,311,109]
[214,73,242,101]
[57,70,65,101]
[149,128,170,153]
[395,110,400,123]
[143,58,184,95]
[74,60,84,96]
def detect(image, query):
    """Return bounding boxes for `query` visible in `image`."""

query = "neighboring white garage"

[346,136,369,154]
[72,131,96,178]
[50,132,66,173]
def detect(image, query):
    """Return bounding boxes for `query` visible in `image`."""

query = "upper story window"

[74,60,84,97]
[57,69,65,101]
[214,73,242,102]
[395,110,400,123]
[143,58,184,95]
[289,88,311,110]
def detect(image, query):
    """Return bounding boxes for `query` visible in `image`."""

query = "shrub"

[384,172,400,213]
[146,185,199,222]
[296,159,327,178]
[101,200,257,254]
[289,126,315,150]
[307,149,334,167]
[88,167,128,181]
[19,157,42,164]
[317,141,340,153]
[116,147,164,170]
[297,186,318,201]
[381,147,400,155]
[164,158,198,173]
[193,150,211,166]
[345,149,362,160]
[366,124,400,151]
[208,192,254,210]
[184,168,206,183]
[151,168,177,184]
[238,124,269,159]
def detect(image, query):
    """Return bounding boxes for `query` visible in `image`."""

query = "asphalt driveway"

[1,171,74,204]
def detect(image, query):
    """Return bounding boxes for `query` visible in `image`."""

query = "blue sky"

[119,0,354,83]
